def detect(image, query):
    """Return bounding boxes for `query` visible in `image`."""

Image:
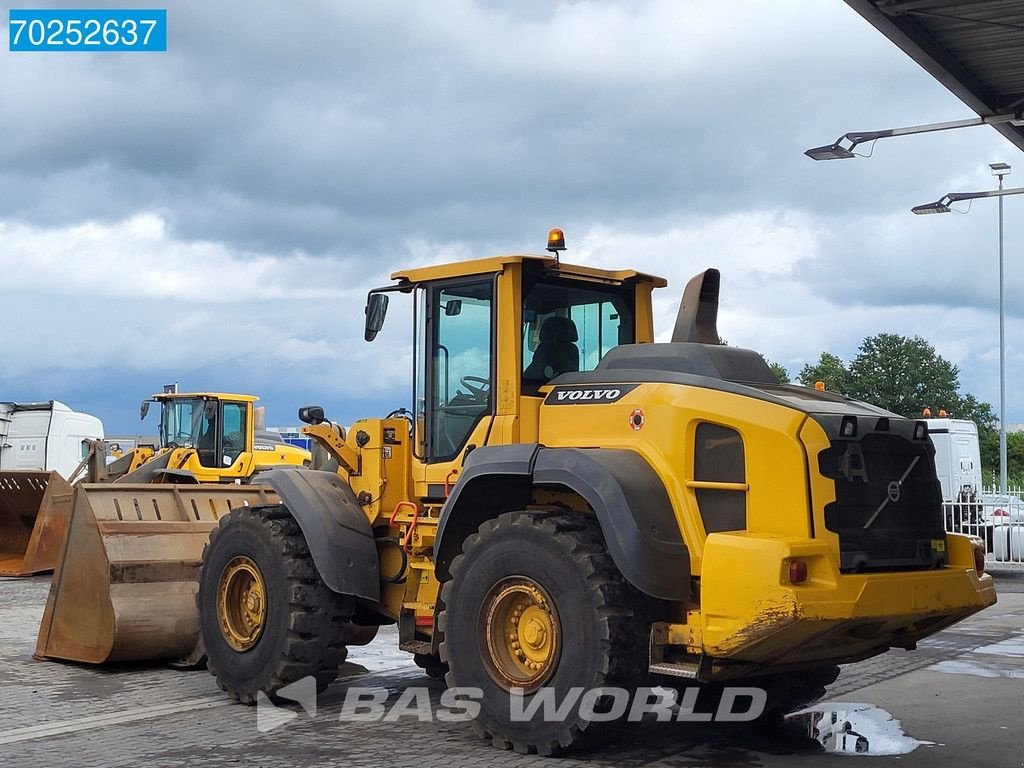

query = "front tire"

[198,504,352,704]
[438,511,652,755]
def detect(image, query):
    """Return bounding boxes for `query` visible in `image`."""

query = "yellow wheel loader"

[111,391,312,484]
[32,393,310,666]
[184,233,989,753]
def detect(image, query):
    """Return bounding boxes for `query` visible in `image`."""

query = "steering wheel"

[460,376,491,399]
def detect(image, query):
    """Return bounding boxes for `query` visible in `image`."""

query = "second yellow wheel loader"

[110,391,312,484]
[1,392,311,580]
[33,392,310,666]
[196,233,994,754]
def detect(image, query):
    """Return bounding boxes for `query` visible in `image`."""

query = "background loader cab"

[143,393,249,470]
[127,392,310,483]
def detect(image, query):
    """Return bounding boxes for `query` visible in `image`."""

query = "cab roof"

[391,254,668,288]
[152,393,259,402]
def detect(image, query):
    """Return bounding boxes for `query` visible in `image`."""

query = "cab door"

[414,277,495,498]
[216,400,250,479]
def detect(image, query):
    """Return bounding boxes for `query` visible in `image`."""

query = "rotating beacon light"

[546,228,566,266]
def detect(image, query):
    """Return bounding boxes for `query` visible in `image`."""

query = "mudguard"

[435,445,690,601]
[259,468,379,601]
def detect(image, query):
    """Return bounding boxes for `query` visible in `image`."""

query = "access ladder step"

[648,661,700,679]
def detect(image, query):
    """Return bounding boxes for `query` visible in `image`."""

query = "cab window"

[221,403,246,466]
[521,277,634,392]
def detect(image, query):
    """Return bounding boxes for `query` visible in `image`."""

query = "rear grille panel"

[815,415,947,572]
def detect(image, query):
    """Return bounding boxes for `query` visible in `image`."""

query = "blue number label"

[9,9,167,52]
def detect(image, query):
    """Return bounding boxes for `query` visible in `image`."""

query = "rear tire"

[439,511,652,755]
[198,504,353,704]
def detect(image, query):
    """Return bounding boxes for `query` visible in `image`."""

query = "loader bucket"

[0,471,74,577]
[35,483,279,665]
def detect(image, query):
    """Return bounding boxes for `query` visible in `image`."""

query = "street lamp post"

[995,163,1009,494]
[911,164,1023,494]
[804,113,1024,161]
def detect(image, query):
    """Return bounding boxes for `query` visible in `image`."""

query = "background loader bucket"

[0,471,74,577]
[35,483,278,664]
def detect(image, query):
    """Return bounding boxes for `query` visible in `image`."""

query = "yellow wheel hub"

[482,578,560,692]
[217,556,267,652]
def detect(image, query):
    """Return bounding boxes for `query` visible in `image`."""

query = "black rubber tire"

[438,511,652,755]
[198,504,353,704]
[413,652,449,681]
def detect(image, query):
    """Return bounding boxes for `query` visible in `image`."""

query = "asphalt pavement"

[1,572,1023,768]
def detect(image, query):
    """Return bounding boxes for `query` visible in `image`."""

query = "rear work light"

[788,560,809,584]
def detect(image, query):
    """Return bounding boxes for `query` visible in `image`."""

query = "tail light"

[788,560,809,584]
[974,546,986,575]
[993,508,1009,518]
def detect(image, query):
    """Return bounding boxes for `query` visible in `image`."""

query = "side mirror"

[298,405,325,425]
[443,299,463,317]
[365,293,389,342]
[140,400,151,420]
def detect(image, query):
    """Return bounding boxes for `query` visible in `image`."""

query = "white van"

[925,418,982,503]
[0,401,104,479]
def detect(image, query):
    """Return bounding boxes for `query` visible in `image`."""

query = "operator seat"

[524,316,580,381]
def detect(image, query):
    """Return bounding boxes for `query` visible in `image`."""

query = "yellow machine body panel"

[697,530,992,672]
[537,381,815,574]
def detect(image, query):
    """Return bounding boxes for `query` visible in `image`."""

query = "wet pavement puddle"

[785,703,932,756]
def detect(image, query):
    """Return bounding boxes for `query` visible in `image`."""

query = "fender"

[258,468,379,601]
[435,445,690,601]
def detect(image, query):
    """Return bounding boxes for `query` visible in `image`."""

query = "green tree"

[766,360,790,384]
[798,352,850,394]
[846,333,961,418]
[982,431,1024,488]
[952,393,997,430]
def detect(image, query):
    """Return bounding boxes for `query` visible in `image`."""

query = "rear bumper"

[698,532,996,678]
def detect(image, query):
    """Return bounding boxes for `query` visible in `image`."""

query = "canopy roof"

[845,0,1024,151]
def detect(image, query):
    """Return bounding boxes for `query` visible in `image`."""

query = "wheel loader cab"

[155,394,251,470]
[368,255,662,498]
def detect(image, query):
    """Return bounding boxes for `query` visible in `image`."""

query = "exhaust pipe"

[672,268,721,344]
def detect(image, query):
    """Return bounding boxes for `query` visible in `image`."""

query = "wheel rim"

[481,577,560,692]
[217,556,267,652]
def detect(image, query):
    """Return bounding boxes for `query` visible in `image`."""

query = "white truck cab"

[0,401,104,479]
[925,418,983,502]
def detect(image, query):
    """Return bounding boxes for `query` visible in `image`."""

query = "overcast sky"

[0,0,1020,434]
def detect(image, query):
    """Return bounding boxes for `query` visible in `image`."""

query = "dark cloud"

[1,0,1021,427]
[4,0,1008,257]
